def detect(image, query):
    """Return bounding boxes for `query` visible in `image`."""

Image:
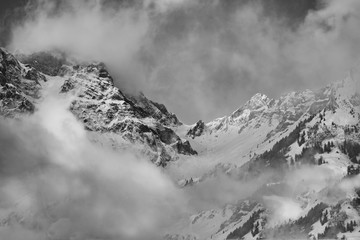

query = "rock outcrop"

[59,62,197,166]
[0,48,46,117]
[187,120,206,139]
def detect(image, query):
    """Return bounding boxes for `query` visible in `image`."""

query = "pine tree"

[252,221,259,236]
[320,210,328,225]
[347,222,354,232]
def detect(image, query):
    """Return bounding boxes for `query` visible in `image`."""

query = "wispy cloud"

[8,0,360,123]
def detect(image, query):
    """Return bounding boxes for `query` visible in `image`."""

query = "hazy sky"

[3,0,360,124]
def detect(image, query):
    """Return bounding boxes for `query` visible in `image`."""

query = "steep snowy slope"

[168,90,322,180]
[170,69,359,179]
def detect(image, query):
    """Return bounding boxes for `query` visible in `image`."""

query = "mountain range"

[1,47,360,240]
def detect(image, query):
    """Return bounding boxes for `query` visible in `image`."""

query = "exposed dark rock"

[0,47,22,83]
[0,73,7,86]
[99,68,110,78]
[0,48,44,117]
[60,79,76,93]
[25,67,47,83]
[187,120,205,138]
[127,92,181,126]
[173,140,198,155]
[158,126,180,144]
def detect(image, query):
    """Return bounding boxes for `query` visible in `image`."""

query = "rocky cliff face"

[0,49,196,166]
[0,48,46,117]
[59,63,197,166]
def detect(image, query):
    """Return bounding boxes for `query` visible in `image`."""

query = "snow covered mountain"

[1,47,360,240]
[1,48,197,167]
[168,68,360,239]
[57,62,197,166]
[182,71,359,174]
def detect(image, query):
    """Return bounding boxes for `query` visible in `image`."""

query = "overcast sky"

[2,0,360,124]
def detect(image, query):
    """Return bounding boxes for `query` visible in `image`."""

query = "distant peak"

[245,93,271,109]
[228,93,270,120]
[250,92,269,101]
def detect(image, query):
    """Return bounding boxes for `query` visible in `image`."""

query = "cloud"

[263,195,303,226]
[340,174,360,194]
[0,83,271,239]
[183,171,274,211]
[10,0,149,68]
[8,0,360,123]
[262,164,345,226]
[0,91,186,240]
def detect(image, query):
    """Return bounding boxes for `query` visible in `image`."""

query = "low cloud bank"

[0,92,186,240]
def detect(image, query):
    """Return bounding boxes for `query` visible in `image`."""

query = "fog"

[7,0,360,123]
[0,91,186,240]
[261,162,354,228]
[0,80,275,239]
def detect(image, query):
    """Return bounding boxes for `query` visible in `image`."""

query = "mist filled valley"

[0,0,360,240]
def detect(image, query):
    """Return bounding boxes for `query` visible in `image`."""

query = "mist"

[0,91,188,240]
[0,120,267,240]
[262,163,350,227]
[5,0,360,123]
[0,77,274,240]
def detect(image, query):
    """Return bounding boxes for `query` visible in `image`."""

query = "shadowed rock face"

[0,48,22,83]
[17,51,67,76]
[127,92,181,126]
[0,48,46,117]
[174,140,197,155]
[24,66,47,83]
[187,120,205,139]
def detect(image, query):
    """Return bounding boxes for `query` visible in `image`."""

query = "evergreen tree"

[320,210,328,225]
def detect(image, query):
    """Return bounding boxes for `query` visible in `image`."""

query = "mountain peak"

[230,93,270,119]
[246,93,270,108]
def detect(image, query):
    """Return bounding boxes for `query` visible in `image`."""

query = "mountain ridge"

[172,66,360,240]
[0,47,360,240]
[0,48,197,166]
